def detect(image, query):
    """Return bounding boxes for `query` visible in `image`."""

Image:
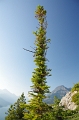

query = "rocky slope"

[59,91,77,110]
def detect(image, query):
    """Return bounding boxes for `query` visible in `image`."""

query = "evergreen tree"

[24,5,52,120]
[5,93,26,120]
[51,96,67,120]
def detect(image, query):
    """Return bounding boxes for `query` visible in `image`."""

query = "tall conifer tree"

[24,5,52,120]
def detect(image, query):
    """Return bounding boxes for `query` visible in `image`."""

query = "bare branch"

[23,48,35,53]
[30,46,36,51]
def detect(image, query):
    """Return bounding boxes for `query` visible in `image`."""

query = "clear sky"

[0,0,79,96]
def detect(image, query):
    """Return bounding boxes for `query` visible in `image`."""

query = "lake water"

[0,106,10,120]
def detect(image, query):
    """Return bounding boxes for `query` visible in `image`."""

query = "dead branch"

[23,48,35,53]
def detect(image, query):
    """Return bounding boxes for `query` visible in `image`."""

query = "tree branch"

[23,48,35,53]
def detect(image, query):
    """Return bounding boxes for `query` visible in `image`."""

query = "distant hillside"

[0,89,29,107]
[0,86,71,106]
[44,85,71,104]
[0,89,18,104]
[0,97,11,107]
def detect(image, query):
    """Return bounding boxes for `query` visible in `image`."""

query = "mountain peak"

[51,85,69,93]
[44,85,71,104]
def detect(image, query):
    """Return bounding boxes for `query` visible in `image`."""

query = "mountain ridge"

[0,85,71,106]
[0,97,11,107]
[44,85,71,104]
[0,89,19,107]
[0,89,29,107]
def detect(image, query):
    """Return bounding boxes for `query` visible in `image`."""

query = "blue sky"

[0,0,79,96]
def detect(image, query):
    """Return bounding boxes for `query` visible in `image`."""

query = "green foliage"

[23,5,52,120]
[49,96,78,120]
[72,93,79,105]
[71,82,79,92]
[50,96,66,120]
[71,82,79,110]
[67,112,79,120]
[5,93,26,120]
